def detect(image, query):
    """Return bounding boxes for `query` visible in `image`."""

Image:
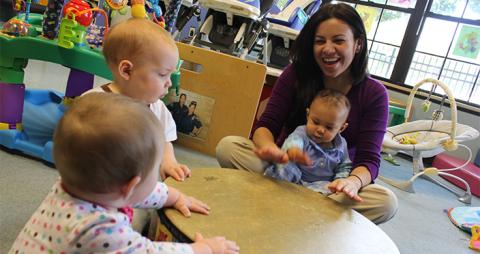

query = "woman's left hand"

[328,178,363,202]
[174,194,211,217]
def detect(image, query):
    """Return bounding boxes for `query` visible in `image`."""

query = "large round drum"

[159,168,399,254]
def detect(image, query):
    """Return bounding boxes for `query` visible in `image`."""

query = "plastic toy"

[63,0,94,26]
[0,15,111,161]
[1,18,31,37]
[58,1,109,49]
[106,0,128,9]
[380,78,479,204]
[398,133,418,145]
[131,0,147,18]
[42,0,65,39]
[13,0,26,12]
[0,0,184,163]
[382,153,400,166]
[146,0,163,21]
[471,225,480,251]
[446,207,480,251]
[447,206,480,233]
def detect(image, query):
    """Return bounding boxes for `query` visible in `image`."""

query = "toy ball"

[1,18,31,37]
[63,0,93,27]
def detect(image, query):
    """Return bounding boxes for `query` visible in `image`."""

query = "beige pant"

[216,136,398,224]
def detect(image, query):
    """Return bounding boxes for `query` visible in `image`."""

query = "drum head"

[160,168,398,254]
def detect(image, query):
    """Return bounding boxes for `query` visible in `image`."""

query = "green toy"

[58,17,84,49]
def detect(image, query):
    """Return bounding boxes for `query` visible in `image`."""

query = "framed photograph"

[166,89,215,141]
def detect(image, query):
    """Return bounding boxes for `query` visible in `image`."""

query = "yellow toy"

[398,133,419,145]
[131,0,147,18]
[470,225,480,251]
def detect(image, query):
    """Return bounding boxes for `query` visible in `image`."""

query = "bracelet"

[349,174,363,187]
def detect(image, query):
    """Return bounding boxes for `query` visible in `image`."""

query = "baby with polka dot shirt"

[9,93,239,254]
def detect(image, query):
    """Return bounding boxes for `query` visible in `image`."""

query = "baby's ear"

[121,176,141,200]
[118,60,133,80]
[339,122,349,133]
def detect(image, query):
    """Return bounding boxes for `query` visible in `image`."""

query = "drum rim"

[157,208,193,243]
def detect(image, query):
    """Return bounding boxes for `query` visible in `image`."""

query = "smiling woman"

[313,18,363,84]
[216,2,398,225]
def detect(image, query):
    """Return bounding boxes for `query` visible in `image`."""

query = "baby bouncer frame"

[381,78,479,204]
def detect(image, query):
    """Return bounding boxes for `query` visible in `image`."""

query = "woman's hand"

[254,145,288,164]
[286,147,312,166]
[174,194,211,217]
[327,177,363,202]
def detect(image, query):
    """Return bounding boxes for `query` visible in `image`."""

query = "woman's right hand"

[252,127,288,164]
[286,147,312,166]
[254,145,288,164]
[191,233,240,254]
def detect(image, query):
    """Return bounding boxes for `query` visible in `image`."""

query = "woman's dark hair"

[287,2,368,130]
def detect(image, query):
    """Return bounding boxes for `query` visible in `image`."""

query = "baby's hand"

[174,193,210,217]
[191,233,240,254]
[286,147,312,166]
[254,145,288,164]
[161,163,191,181]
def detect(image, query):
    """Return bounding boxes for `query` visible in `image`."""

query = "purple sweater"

[255,65,389,180]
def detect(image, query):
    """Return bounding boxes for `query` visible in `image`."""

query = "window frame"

[329,0,480,112]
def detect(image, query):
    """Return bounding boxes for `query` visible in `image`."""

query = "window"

[334,0,480,107]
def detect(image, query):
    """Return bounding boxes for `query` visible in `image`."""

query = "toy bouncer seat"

[383,120,478,158]
[194,0,272,58]
[265,0,321,68]
[380,78,479,204]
